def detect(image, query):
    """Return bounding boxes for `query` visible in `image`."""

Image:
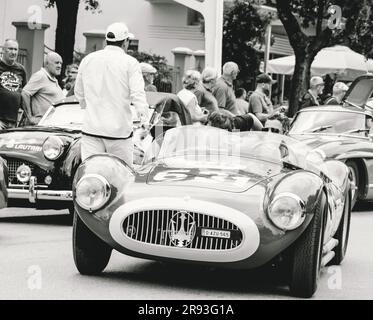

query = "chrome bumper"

[8,177,72,203]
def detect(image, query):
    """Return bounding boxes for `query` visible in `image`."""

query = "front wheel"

[346,161,359,208]
[329,193,351,265]
[289,192,327,298]
[73,211,112,275]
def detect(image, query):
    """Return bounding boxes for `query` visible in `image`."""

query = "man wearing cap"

[140,62,157,92]
[212,62,239,115]
[248,73,279,125]
[325,82,349,105]
[75,22,148,165]
[300,76,324,109]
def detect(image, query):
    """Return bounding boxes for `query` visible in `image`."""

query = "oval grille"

[122,210,242,250]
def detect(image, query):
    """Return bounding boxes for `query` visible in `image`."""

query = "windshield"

[289,111,366,135]
[38,104,83,129]
[142,126,327,175]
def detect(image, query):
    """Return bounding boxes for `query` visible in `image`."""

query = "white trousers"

[81,134,134,166]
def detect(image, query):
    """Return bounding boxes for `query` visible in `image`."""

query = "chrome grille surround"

[122,209,242,250]
[109,197,261,263]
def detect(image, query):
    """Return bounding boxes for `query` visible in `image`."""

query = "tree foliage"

[45,0,100,12]
[272,0,373,115]
[44,0,101,81]
[128,50,172,88]
[222,0,273,90]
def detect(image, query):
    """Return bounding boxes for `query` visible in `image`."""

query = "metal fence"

[0,46,27,69]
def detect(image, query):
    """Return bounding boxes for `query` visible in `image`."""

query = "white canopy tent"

[268,45,369,81]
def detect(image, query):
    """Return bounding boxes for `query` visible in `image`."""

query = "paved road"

[0,205,372,300]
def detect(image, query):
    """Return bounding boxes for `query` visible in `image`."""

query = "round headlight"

[75,174,111,211]
[16,164,32,183]
[268,193,306,230]
[42,136,64,160]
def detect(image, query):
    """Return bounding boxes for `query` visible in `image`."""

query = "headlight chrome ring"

[75,174,111,212]
[42,136,64,160]
[268,192,306,231]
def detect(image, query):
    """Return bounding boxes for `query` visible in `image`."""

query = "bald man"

[0,39,27,129]
[22,52,64,124]
[212,62,239,115]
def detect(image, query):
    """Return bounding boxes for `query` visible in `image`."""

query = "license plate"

[201,229,231,239]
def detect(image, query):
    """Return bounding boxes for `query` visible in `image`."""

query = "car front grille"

[6,158,36,185]
[122,210,242,250]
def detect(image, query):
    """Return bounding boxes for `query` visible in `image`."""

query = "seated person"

[207,110,263,132]
[177,70,209,124]
[324,82,349,105]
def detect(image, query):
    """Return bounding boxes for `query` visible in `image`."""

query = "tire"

[289,192,327,298]
[346,160,359,208]
[72,210,112,275]
[329,193,351,265]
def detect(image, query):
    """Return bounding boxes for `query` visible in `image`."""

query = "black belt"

[82,131,133,140]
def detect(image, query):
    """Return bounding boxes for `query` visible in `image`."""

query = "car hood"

[146,156,285,193]
[288,133,367,157]
[342,74,373,108]
[0,127,78,159]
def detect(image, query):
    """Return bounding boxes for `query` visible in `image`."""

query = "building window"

[187,9,203,26]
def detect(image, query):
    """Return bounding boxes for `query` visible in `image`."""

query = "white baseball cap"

[106,22,130,41]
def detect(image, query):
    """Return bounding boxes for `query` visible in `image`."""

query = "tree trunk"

[288,53,314,117]
[55,0,80,80]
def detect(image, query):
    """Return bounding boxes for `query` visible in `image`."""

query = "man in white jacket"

[75,22,148,165]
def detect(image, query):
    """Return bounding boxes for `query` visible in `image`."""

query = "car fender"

[60,138,82,186]
[265,171,324,215]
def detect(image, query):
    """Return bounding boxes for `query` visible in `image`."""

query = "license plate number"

[201,229,231,239]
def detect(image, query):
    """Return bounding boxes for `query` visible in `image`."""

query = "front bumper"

[8,176,72,203]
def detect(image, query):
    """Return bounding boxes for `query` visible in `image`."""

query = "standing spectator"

[235,88,249,115]
[299,76,324,109]
[249,73,279,125]
[325,82,349,105]
[212,61,239,115]
[192,67,218,114]
[140,62,157,92]
[74,22,148,165]
[62,63,79,97]
[22,52,64,124]
[177,70,208,125]
[0,39,27,129]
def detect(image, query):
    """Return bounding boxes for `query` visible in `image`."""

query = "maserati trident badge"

[168,211,196,247]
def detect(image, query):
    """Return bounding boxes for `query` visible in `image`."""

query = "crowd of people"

[0,21,350,166]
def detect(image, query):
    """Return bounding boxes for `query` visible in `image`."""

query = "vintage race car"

[288,75,373,207]
[0,92,189,215]
[72,126,352,298]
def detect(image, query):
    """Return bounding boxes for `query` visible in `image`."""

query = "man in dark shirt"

[299,76,324,109]
[212,62,239,115]
[0,39,27,129]
[325,82,349,105]
[248,73,279,125]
